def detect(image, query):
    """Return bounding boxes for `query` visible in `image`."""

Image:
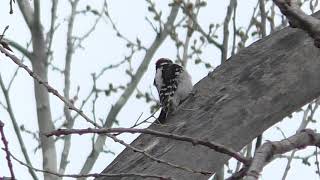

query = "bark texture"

[97,12,320,180]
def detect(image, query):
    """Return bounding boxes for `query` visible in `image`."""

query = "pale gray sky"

[0,1,319,180]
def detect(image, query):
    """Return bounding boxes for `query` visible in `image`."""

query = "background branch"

[0,120,15,180]
[0,45,101,127]
[98,11,320,179]
[244,130,320,180]
[78,3,180,176]
[0,75,38,180]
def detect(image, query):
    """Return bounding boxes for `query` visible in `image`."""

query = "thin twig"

[316,147,320,178]
[281,102,317,180]
[0,75,38,180]
[7,150,173,180]
[180,2,222,50]
[47,127,250,165]
[9,0,15,14]
[0,121,15,180]
[7,40,31,90]
[79,2,181,175]
[0,45,101,128]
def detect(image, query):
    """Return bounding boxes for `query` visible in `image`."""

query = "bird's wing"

[159,64,183,106]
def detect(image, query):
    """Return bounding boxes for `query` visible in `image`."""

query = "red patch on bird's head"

[155,58,172,68]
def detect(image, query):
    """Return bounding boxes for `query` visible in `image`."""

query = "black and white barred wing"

[155,64,183,108]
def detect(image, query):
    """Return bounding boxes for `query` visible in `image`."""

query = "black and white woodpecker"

[153,58,193,123]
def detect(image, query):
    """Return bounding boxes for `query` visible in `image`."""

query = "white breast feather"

[172,69,192,107]
[155,67,163,93]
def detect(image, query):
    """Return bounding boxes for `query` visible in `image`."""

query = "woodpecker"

[154,58,193,123]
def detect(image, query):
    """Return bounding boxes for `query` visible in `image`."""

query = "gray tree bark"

[15,1,58,179]
[97,12,320,180]
[31,21,58,180]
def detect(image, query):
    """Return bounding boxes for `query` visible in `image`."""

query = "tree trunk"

[97,12,320,180]
[31,28,58,180]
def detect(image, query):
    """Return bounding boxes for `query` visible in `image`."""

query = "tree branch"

[78,3,180,176]
[7,150,173,180]
[259,0,267,37]
[243,130,320,180]
[0,75,38,180]
[0,120,15,180]
[47,127,250,165]
[97,11,320,179]
[21,1,58,177]
[33,0,41,30]
[280,102,317,179]
[222,0,236,63]
[181,2,223,50]
[4,39,33,60]
[16,0,34,30]
[0,45,101,128]
[273,0,320,47]
[46,0,58,58]
[59,0,79,175]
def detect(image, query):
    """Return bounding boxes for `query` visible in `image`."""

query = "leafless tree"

[2,0,320,180]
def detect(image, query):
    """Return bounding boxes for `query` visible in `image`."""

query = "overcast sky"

[0,1,319,180]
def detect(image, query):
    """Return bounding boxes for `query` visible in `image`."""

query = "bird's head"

[155,58,173,69]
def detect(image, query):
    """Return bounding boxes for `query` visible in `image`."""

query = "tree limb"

[16,0,34,31]
[59,0,79,175]
[78,3,180,177]
[243,130,320,180]
[4,39,33,60]
[7,150,173,180]
[0,46,101,128]
[47,127,250,165]
[273,0,320,47]
[97,11,320,180]
[16,1,59,178]
[0,120,15,180]
[33,0,41,30]
[0,75,38,180]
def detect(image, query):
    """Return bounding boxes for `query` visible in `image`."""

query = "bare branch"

[9,0,14,14]
[46,0,58,58]
[273,0,320,47]
[103,3,147,51]
[79,3,180,175]
[316,147,320,178]
[231,0,237,56]
[4,39,33,60]
[0,75,38,180]
[181,14,193,67]
[7,40,31,90]
[7,150,173,180]
[16,0,34,30]
[99,12,320,178]
[222,0,237,63]
[181,2,223,50]
[58,0,80,175]
[0,120,15,180]
[281,102,317,179]
[73,1,105,50]
[0,45,101,128]
[244,129,320,180]
[47,127,250,165]
[180,0,201,67]
[33,0,41,30]
[259,0,267,37]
